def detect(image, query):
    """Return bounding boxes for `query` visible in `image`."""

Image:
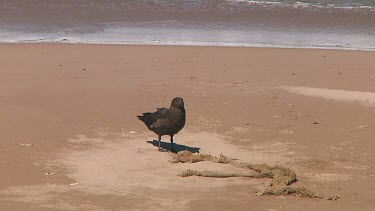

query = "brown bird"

[137,97,186,152]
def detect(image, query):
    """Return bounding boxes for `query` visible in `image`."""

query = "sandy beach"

[0,43,375,210]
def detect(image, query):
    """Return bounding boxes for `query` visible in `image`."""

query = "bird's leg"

[158,135,162,151]
[170,135,175,152]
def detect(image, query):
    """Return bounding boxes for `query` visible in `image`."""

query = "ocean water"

[0,0,374,50]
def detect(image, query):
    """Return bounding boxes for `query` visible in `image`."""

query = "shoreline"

[1,40,375,52]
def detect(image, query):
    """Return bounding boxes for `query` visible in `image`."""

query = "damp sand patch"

[171,151,339,200]
[280,86,375,106]
[0,132,264,210]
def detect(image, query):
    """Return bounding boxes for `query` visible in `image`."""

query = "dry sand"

[0,44,374,210]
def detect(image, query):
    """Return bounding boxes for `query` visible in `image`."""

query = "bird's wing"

[149,108,169,129]
[150,119,169,130]
[141,108,169,129]
[156,108,168,117]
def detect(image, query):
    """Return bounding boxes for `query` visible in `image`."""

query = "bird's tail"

[137,112,152,123]
[137,115,145,122]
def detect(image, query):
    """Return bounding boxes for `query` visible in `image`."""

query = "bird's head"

[171,97,185,112]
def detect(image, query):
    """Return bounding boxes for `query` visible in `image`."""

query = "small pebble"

[357,125,368,129]
[19,143,33,147]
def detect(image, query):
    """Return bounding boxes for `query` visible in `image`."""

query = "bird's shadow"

[146,140,200,153]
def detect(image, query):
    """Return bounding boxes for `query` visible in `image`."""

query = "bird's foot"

[158,148,168,152]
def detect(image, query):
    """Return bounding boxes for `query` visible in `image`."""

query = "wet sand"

[0,43,375,210]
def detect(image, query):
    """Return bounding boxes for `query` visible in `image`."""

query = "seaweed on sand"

[172,151,339,200]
